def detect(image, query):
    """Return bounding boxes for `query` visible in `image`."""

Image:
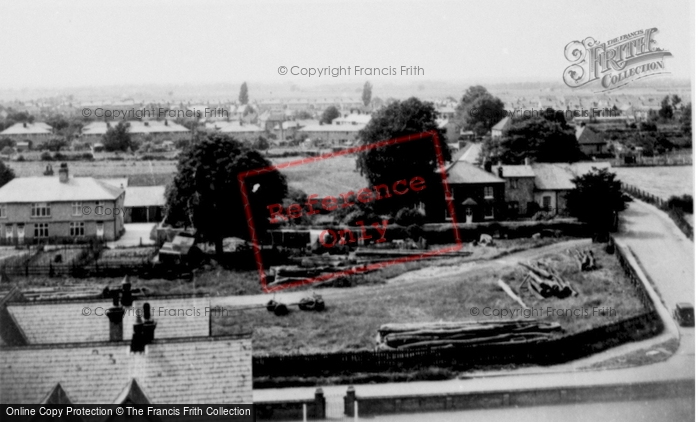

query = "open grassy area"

[271,154,364,197]
[212,241,646,355]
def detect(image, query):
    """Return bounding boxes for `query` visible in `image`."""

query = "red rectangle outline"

[238,130,462,293]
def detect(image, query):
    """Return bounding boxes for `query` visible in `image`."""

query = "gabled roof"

[446,162,505,185]
[6,297,211,344]
[0,176,124,203]
[41,383,74,405]
[575,126,606,145]
[491,116,512,131]
[0,335,252,404]
[299,124,365,133]
[114,379,151,404]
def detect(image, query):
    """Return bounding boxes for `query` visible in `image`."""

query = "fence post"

[344,386,355,417]
[315,388,325,420]
[302,403,307,422]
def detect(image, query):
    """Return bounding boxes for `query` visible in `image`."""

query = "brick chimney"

[497,166,504,178]
[164,119,168,126]
[142,303,157,344]
[131,315,145,353]
[524,157,531,166]
[484,160,493,173]
[58,163,69,183]
[105,293,125,342]
[120,276,133,307]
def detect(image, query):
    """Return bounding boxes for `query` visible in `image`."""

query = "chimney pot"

[131,315,145,353]
[524,157,531,166]
[106,292,124,342]
[142,303,157,345]
[58,163,69,183]
[498,166,504,178]
[121,276,133,307]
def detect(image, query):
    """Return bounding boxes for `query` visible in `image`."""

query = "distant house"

[575,125,607,156]
[205,122,265,141]
[0,122,53,147]
[439,161,506,223]
[332,113,372,126]
[298,124,365,145]
[82,120,190,145]
[0,163,125,244]
[489,162,537,217]
[491,117,512,138]
[530,162,612,213]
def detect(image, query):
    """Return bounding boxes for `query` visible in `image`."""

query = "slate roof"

[208,122,265,133]
[6,297,211,344]
[124,186,166,208]
[491,116,512,131]
[531,162,612,191]
[575,126,606,145]
[0,335,253,404]
[299,124,365,133]
[0,176,124,203]
[493,165,535,178]
[0,122,52,136]
[446,162,505,184]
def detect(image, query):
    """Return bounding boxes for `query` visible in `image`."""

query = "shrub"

[16,155,25,162]
[395,207,425,226]
[40,151,53,161]
[667,194,693,214]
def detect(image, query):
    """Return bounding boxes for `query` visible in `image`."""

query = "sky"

[0,0,694,88]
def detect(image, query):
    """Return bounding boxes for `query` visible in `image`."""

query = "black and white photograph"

[0,1,695,421]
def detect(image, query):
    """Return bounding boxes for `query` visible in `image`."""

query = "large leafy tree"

[164,134,287,257]
[680,102,692,135]
[480,116,582,164]
[455,85,505,136]
[320,106,341,124]
[102,121,134,152]
[239,82,249,105]
[356,97,451,214]
[362,81,373,107]
[0,161,15,188]
[566,168,628,241]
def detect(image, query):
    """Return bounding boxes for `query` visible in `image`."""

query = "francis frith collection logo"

[563,28,672,92]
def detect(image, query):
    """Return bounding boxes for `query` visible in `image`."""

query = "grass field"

[212,242,645,355]
[612,166,693,200]
[271,154,365,197]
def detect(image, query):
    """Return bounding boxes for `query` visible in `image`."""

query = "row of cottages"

[0,164,126,244]
[81,120,190,145]
[0,285,253,404]
[205,121,266,141]
[437,160,611,223]
[0,122,54,150]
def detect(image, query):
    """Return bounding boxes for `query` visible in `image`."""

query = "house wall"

[580,143,605,155]
[0,195,124,242]
[3,133,52,147]
[441,183,505,223]
[503,177,536,216]
[299,130,360,144]
[534,190,568,214]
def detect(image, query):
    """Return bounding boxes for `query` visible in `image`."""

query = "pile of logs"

[376,320,563,350]
[569,249,597,271]
[518,261,577,299]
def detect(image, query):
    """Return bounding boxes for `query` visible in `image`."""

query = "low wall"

[256,389,325,420]
[348,379,693,416]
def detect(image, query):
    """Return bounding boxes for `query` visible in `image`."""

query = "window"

[508,179,518,189]
[72,202,82,216]
[0,205,6,218]
[31,203,51,218]
[484,205,494,219]
[34,223,48,238]
[484,186,494,199]
[70,222,85,237]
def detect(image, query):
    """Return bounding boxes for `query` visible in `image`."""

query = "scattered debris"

[497,279,528,308]
[569,249,596,271]
[518,261,577,299]
[479,234,494,246]
[376,320,563,350]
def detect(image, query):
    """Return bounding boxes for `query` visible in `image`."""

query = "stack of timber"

[376,320,563,350]
[518,261,578,299]
[569,249,596,271]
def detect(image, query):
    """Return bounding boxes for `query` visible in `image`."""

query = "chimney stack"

[484,160,493,173]
[23,122,27,128]
[142,303,157,344]
[131,315,145,353]
[497,166,504,179]
[58,163,69,183]
[524,157,531,166]
[105,292,125,342]
[120,276,133,307]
